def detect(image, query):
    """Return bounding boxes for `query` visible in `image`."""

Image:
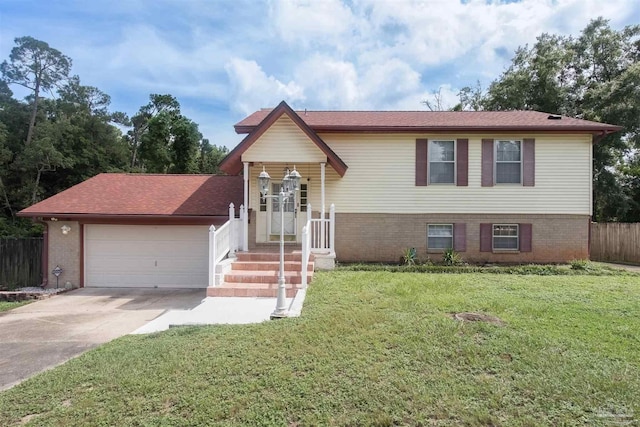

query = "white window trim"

[494,139,522,185]
[427,223,454,251]
[429,140,456,185]
[492,223,519,251]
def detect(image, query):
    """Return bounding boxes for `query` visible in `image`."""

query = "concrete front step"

[235,252,314,262]
[224,270,312,285]
[207,283,301,298]
[232,261,314,272]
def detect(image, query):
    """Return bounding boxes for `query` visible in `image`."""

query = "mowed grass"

[1,272,639,426]
[0,300,31,313]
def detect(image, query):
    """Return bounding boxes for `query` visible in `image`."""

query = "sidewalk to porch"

[132,289,307,334]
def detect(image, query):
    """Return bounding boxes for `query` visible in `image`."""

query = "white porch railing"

[301,203,335,287]
[208,203,245,287]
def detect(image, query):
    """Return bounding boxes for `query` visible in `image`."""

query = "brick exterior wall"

[334,213,589,264]
[46,220,80,288]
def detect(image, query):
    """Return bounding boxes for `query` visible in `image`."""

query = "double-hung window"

[427,224,453,250]
[429,140,455,184]
[492,224,518,250]
[495,140,521,184]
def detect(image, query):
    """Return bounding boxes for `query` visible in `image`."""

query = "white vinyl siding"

[242,115,327,163]
[316,133,591,214]
[493,224,519,250]
[429,140,455,184]
[84,225,209,288]
[428,224,453,250]
[495,140,521,184]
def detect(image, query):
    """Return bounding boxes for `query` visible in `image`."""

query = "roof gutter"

[17,213,230,220]
[592,128,621,144]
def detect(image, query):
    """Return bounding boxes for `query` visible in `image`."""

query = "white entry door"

[270,182,296,236]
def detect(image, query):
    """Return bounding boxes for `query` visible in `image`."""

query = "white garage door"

[85,225,209,288]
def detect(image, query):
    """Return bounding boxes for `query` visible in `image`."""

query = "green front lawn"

[1,272,639,426]
[0,300,31,313]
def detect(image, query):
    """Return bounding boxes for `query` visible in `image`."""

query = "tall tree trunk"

[32,167,43,205]
[25,81,40,147]
[130,143,138,169]
[0,176,14,218]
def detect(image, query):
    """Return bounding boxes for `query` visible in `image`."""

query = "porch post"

[243,162,249,251]
[320,162,326,217]
[329,204,335,252]
[320,162,326,249]
[228,203,236,255]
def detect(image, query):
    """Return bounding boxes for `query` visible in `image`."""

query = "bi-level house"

[19,101,620,293]
[220,101,620,265]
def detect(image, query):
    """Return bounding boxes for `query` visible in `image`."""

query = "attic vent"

[547,114,562,120]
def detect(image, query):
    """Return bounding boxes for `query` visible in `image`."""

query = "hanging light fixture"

[258,166,271,196]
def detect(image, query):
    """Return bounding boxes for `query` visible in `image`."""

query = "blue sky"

[1,0,639,149]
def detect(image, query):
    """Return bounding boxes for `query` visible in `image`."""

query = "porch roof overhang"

[219,101,348,177]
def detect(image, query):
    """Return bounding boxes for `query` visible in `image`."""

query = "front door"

[270,182,296,236]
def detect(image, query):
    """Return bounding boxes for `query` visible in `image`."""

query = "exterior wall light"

[61,225,71,235]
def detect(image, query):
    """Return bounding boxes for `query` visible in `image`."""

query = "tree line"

[435,18,639,222]
[2,18,639,236]
[0,36,228,236]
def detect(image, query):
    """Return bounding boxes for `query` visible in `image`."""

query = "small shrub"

[442,248,463,266]
[570,259,591,271]
[402,248,417,266]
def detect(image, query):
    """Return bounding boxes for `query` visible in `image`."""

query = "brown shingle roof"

[19,174,243,218]
[235,109,622,134]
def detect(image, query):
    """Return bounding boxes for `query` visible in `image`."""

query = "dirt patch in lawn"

[452,312,505,326]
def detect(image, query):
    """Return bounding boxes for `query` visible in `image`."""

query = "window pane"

[428,237,453,249]
[497,141,521,161]
[430,141,454,162]
[494,236,518,249]
[493,225,518,236]
[430,162,455,183]
[428,225,453,237]
[496,163,521,183]
[428,224,453,249]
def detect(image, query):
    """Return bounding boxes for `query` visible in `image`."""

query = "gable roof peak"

[219,100,348,177]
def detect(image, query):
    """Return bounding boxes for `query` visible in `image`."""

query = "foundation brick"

[334,213,589,264]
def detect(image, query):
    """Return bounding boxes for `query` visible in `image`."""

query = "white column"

[320,162,326,249]
[243,162,249,251]
[320,162,326,218]
[329,204,336,253]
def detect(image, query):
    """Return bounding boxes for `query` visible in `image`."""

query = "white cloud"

[269,0,356,50]
[2,0,639,149]
[225,58,305,115]
[292,55,360,109]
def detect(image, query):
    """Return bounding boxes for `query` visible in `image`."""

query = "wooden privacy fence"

[0,238,43,290]
[590,223,640,264]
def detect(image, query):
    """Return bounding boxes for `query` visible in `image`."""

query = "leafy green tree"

[198,140,229,174]
[473,18,640,221]
[0,36,71,147]
[170,116,201,174]
[127,94,180,168]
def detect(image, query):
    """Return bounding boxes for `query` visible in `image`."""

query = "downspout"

[34,218,49,288]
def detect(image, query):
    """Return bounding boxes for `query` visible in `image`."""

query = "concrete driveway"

[0,288,206,391]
